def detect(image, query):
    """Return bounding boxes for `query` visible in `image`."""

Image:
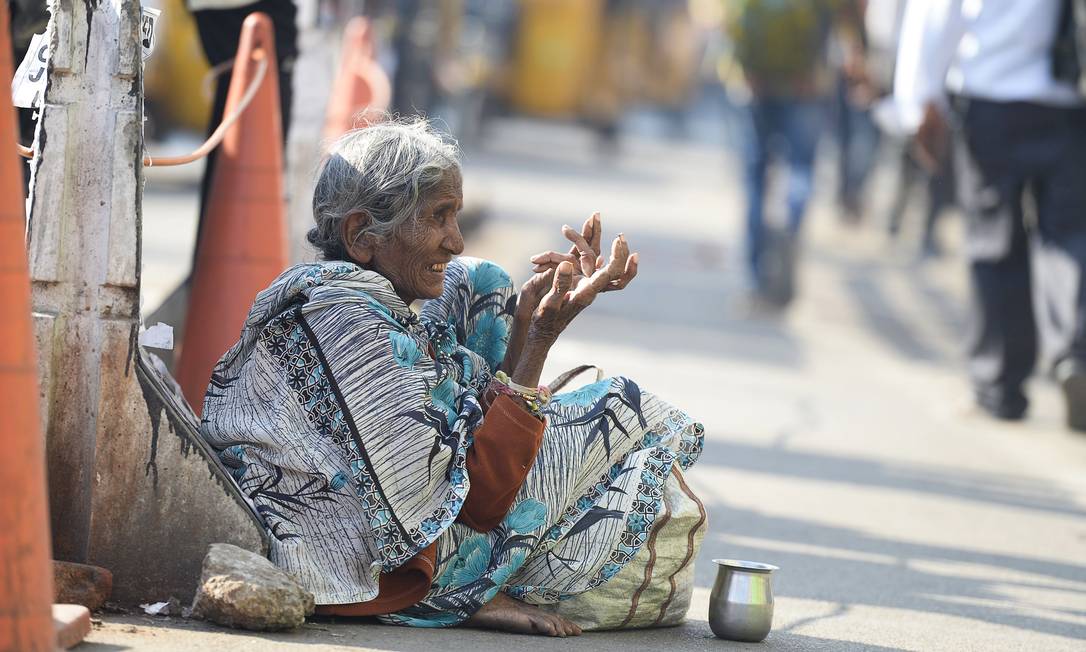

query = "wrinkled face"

[370,170,464,304]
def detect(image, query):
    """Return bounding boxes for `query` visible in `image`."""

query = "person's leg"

[193,0,298,262]
[921,157,955,257]
[852,106,881,192]
[193,0,298,134]
[833,77,852,210]
[740,98,773,291]
[1028,105,1086,430]
[836,84,879,222]
[955,98,1036,419]
[886,140,917,239]
[782,99,826,235]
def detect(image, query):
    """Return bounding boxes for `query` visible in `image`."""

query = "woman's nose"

[444,217,464,255]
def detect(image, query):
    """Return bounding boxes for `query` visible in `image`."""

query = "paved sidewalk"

[103,117,1086,651]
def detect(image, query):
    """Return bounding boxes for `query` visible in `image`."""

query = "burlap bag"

[543,465,707,630]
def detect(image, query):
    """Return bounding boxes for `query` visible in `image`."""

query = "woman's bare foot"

[465,592,583,637]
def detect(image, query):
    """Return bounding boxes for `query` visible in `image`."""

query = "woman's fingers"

[530,251,574,263]
[588,212,602,259]
[596,235,630,290]
[569,234,627,304]
[561,224,598,277]
[580,212,596,251]
[604,233,631,276]
[530,251,578,269]
[522,268,555,297]
[541,260,574,309]
[605,251,638,291]
[576,212,601,260]
[554,260,574,295]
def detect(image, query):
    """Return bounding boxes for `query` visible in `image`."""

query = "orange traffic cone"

[0,4,55,650]
[322,16,391,141]
[177,12,288,414]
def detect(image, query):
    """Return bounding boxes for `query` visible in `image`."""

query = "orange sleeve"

[312,397,543,615]
[313,543,437,617]
[456,394,545,532]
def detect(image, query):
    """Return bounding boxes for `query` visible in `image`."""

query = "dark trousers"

[954,97,1086,414]
[887,139,955,254]
[834,76,880,213]
[741,97,826,289]
[193,0,297,262]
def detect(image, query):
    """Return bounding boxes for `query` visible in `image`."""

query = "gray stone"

[190,544,313,631]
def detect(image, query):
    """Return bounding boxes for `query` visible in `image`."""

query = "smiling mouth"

[429,263,447,273]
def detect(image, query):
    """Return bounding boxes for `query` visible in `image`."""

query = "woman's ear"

[341,212,373,265]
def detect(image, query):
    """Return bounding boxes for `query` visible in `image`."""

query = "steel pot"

[708,559,778,642]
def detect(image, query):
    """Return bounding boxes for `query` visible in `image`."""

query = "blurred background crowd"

[13,0,1084,435]
[161,0,1086,434]
[137,0,970,286]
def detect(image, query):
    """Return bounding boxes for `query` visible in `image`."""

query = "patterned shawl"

[201,260,505,604]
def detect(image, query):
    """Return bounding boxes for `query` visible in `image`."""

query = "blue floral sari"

[201,257,704,627]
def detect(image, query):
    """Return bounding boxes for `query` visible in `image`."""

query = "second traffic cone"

[323,16,391,141]
[177,12,288,414]
[0,3,55,650]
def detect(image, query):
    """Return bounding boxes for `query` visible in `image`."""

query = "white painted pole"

[27,0,265,603]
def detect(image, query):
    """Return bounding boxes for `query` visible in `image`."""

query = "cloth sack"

[542,465,707,630]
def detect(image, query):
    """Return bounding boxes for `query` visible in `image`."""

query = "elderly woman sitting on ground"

[200,120,704,636]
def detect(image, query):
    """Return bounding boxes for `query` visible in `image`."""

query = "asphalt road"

[99,115,1086,651]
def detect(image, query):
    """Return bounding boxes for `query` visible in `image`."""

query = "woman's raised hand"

[528,231,632,344]
[507,214,636,388]
[529,212,638,292]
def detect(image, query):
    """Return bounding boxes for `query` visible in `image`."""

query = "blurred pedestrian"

[189,0,298,259]
[866,0,954,258]
[883,136,954,258]
[894,0,1086,431]
[725,0,864,308]
[833,1,880,223]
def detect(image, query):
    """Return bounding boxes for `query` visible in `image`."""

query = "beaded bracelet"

[491,370,552,418]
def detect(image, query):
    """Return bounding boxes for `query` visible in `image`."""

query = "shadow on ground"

[691,441,1086,642]
[699,440,1086,519]
[85,614,913,651]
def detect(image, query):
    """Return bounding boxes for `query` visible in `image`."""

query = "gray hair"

[308,118,461,262]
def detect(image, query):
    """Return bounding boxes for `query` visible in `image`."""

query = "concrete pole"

[0,2,54,647]
[27,0,265,603]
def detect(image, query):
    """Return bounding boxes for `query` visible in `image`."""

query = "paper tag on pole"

[12,32,48,109]
[139,322,174,350]
[141,7,162,61]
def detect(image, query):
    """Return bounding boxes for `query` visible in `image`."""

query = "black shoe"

[1056,359,1086,433]
[759,228,797,308]
[975,388,1028,422]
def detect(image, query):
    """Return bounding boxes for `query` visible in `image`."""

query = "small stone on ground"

[190,543,314,631]
[54,603,91,649]
[53,560,112,611]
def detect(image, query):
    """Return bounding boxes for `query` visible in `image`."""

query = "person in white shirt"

[894,0,1086,431]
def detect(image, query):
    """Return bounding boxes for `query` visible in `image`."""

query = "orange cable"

[16,51,268,167]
